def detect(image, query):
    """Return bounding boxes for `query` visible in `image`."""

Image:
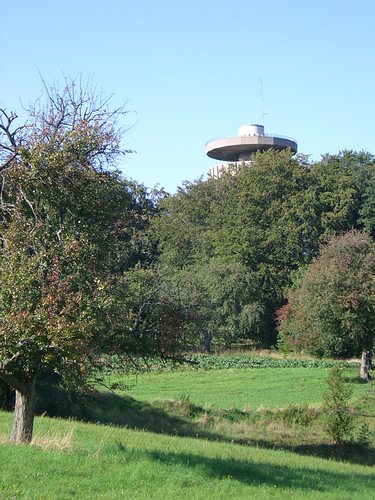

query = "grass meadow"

[0,359,374,498]
[0,410,374,499]
[123,366,369,409]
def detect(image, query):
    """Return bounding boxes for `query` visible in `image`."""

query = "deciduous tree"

[278,231,375,379]
[155,150,375,346]
[164,259,264,351]
[0,79,167,443]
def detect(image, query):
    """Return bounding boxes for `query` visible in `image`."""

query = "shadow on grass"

[112,445,375,494]
[70,391,217,439]
[344,376,371,385]
[62,391,374,466]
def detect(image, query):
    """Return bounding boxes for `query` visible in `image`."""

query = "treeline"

[152,149,375,359]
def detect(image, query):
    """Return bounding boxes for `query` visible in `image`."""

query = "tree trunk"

[203,332,212,353]
[10,376,37,444]
[359,350,372,381]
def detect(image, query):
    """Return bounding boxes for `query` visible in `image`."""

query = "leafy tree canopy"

[162,258,264,351]
[277,230,375,377]
[154,149,375,346]
[0,79,172,442]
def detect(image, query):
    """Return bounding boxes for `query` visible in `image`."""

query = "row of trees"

[153,149,375,357]
[1,79,374,442]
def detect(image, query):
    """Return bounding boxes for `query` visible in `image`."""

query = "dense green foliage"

[119,354,359,372]
[154,150,375,348]
[164,259,264,350]
[278,231,375,359]
[185,355,358,370]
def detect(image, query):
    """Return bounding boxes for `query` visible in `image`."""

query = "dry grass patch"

[31,427,75,450]
[195,411,213,425]
[265,420,296,437]
[0,433,9,444]
[0,427,75,449]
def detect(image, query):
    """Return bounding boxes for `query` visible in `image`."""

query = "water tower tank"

[238,124,265,137]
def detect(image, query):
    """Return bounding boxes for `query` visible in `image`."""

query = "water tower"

[206,124,297,178]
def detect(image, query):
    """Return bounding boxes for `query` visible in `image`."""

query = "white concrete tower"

[206,124,297,179]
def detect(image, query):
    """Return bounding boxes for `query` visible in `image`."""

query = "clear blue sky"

[2,0,375,193]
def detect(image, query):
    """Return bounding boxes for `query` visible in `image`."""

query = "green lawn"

[1,364,374,498]
[123,367,367,409]
[0,410,374,499]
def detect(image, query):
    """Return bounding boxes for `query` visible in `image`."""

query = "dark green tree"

[324,366,354,445]
[165,259,264,351]
[359,172,375,236]
[153,177,226,269]
[278,230,375,379]
[155,149,375,347]
[311,151,375,238]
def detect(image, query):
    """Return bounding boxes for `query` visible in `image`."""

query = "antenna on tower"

[259,78,267,125]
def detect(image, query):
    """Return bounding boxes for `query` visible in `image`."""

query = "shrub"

[277,403,317,426]
[324,366,354,445]
[356,422,371,450]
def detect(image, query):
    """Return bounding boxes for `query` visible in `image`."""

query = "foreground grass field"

[1,359,374,498]
[0,410,374,499]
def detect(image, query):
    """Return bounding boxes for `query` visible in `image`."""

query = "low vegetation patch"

[116,354,360,373]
